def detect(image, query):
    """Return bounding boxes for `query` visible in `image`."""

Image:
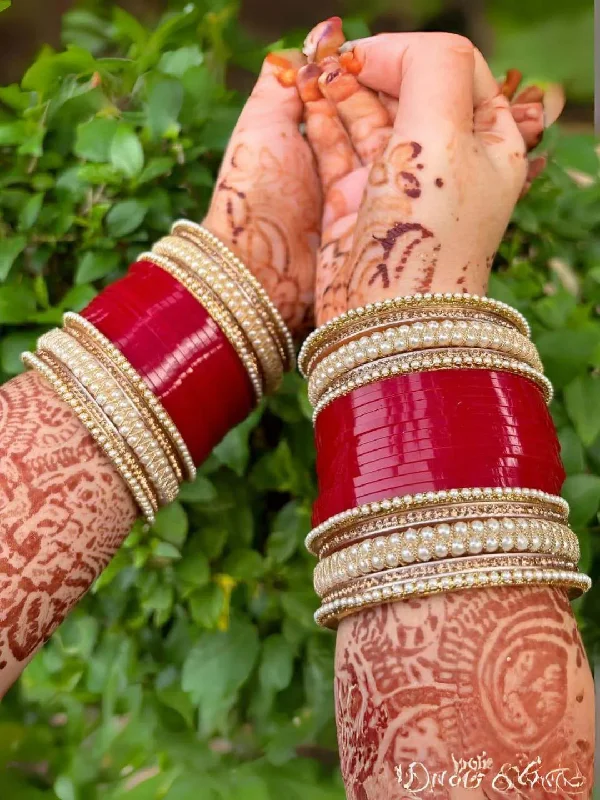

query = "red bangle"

[82,260,254,465]
[312,370,564,525]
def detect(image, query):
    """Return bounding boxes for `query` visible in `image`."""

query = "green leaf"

[18,192,44,231]
[0,120,27,146]
[259,635,295,693]
[0,2,11,12]
[147,79,183,138]
[112,7,149,48]
[536,329,600,387]
[182,618,259,731]
[222,549,263,581]
[563,474,600,528]
[267,501,311,564]
[178,474,217,503]
[106,199,147,237]
[1,331,38,375]
[159,46,204,78]
[189,583,225,628]
[22,46,96,96]
[0,235,27,281]
[0,285,36,324]
[213,408,262,476]
[74,117,119,161]
[176,550,210,588]
[110,124,144,177]
[152,501,189,547]
[564,375,600,446]
[559,427,586,474]
[75,250,120,285]
[138,156,175,184]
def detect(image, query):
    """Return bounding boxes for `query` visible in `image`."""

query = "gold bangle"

[299,293,531,375]
[314,517,580,597]
[64,317,185,484]
[169,225,290,369]
[171,220,295,371]
[316,559,590,628]
[312,499,569,559]
[37,329,179,506]
[305,487,569,555]
[139,251,264,401]
[312,348,553,418]
[64,313,195,482]
[22,351,158,522]
[153,236,284,394]
[300,309,525,377]
[307,319,543,405]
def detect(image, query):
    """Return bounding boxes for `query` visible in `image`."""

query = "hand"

[203,51,321,333]
[297,26,558,323]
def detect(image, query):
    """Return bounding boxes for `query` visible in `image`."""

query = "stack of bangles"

[298,294,591,628]
[22,221,294,524]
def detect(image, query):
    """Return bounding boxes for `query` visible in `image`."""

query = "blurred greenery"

[0,1,598,798]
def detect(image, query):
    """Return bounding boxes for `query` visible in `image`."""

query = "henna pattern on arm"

[0,371,136,692]
[335,587,594,799]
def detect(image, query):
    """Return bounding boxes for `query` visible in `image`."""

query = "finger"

[238,50,305,130]
[317,59,393,165]
[499,68,523,100]
[342,33,476,132]
[511,102,544,150]
[297,64,360,197]
[378,92,398,121]
[520,154,547,197]
[542,84,566,128]
[513,85,544,104]
[303,17,345,63]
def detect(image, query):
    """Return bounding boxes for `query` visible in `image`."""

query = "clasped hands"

[203,18,559,334]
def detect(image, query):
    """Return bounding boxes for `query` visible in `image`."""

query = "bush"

[0,3,598,798]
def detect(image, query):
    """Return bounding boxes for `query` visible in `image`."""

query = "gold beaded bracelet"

[23,351,159,522]
[315,556,590,628]
[37,329,180,506]
[314,516,580,597]
[307,319,543,406]
[299,293,531,377]
[63,312,195,483]
[153,235,284,394]
[140,250,265,401]
[305,487,569,555]
[172,220,295,372]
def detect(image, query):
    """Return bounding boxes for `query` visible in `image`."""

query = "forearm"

[336,587,594,797]
[0,371,136,692]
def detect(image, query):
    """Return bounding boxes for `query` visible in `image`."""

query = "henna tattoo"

[206,120,320,332]
[0,372,136,686]
[435,177,444,188]
[335,587,594,800]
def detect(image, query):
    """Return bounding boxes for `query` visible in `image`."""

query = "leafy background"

[0,1,597,797]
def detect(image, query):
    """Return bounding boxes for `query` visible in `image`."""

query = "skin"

[291,23,593,799]
[0,20,591,800]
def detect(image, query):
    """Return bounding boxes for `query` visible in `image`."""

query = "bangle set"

[22,222,293,523]
[20,222,591,619]
[301,295,590,627]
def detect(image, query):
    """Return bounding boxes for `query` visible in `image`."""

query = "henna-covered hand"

[204,51,321,333]
[298,25,560,323]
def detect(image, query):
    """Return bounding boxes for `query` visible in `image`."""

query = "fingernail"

[297,63,323,102]
[525,106,542,120]
[339,50,362,75]
[303,17,345,63]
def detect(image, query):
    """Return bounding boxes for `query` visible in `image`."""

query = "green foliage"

[0,2,598,798]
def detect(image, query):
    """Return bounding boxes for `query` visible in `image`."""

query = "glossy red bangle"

[312,370,564,525]
[82,260,254,465]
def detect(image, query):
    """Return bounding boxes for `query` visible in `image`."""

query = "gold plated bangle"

[315,558,590,628]
[153,236,284,394]
[37,329,179,506]
[300,309,524,377]
[169,225,290,369]
[171,220,296,371]
[312,499,569,559]
[22,351,158,522]
[307,319,543,405]
[299,293,531,376]
[314,517,580,597]
[312,348,553,418]
[63,312,195,482]
[305,487,569,555]
[139,250,264,401]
